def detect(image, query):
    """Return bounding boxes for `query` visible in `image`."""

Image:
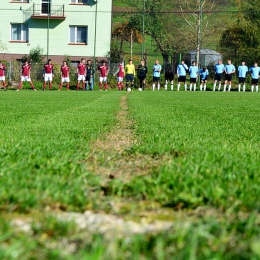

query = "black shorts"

[138,76,146,82]
[153,76,160,83]
[200,77,207,82]
[238,77,246,83]
[190,78,197,83]
[215,73,222,81]
[252,78,259,85]
[126,74,134,82]
[86,75,91,81]
[165,73,174,81]
[225,74,232,81]
[178,76,186,83]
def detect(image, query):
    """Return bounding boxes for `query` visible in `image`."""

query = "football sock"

[213,83,216,91]
[200,84,202,91]
[223,84,226,92]
[204,84,206,91]
[190,84,192,91]
[228,84,231,91]
[49,82,52,90]
[177,83,180,91]
[251,86,254,92]
[105,83,108,90]
[99,82,102,90]
[184,84,187,91]
[157,83,160,90]
[238,84,241,92]
[18,83,22,90]
[256,86,259,92]
[243,85,245,92]
[218,84,221,91]
[193,84,196,91]
[67,83,70,90]
[171,84,173,91]
[131,83,134,89]
[152,84,155,91]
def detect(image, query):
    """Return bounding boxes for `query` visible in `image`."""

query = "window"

[70,0,89,4]
[11,24,28,42]
[69,26,88,44]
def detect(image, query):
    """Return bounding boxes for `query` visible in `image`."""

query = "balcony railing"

[10,0,29,2]
[30,4,65,19]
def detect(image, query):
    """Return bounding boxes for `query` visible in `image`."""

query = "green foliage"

[219,0,260,64]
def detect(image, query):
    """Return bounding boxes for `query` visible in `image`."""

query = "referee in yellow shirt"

[125,59,135,91]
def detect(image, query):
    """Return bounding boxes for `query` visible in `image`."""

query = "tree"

[123,0,227,65]
[174,0,226,67]
[219,0,260,65]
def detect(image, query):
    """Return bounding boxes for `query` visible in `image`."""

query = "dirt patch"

[86,94,161,182]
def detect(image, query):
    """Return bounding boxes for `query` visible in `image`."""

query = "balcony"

[30,4,65,20]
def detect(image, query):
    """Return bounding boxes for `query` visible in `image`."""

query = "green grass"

[1,90,260,259]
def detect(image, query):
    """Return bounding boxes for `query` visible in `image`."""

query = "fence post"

[9,61,12,83]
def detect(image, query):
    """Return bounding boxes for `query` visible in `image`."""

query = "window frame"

[69,26,88,45]
[10,23,29,42]
[10,0,29,3]
[70,0,89,5]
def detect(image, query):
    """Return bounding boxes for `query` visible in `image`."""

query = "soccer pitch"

[0,90,260,259]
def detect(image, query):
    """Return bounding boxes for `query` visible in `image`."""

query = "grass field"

[0,90,260,259]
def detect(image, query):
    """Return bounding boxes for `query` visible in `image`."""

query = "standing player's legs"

[251,79,258,92]
[77,75,85,90]
[203,80,207,91]
[85,75,90,90]
[59,77,69,91]
[238,77,246,92]
[126,74,134,90]
[200,79,204,91]
[43,74,53,90]
[104,77,108,91]
[18,76,35,91]
[177,76,186,91]
[117,77,124,91]
[152,77,160,91]
[190,78,196,91]
[99,77,104,91]
[0,77,6,90]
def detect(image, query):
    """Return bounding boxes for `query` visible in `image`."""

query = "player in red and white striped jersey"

[59,61,70,91]
[113,61,124,91]
[43,59,54,90]
[17,60,36,91]
[98,61,109,91]
[0,61,7,90]
[77,58,86,90]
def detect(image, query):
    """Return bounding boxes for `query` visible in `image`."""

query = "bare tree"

[175,0,226,67]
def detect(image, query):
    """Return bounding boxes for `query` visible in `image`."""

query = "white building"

[0,0,112,63]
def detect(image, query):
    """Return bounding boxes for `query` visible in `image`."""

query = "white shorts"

[0,76,5,81]
[61,77,70,83]
[117,77,124,82]
[100,77,107,83]
[21,76,31,82]
[44,73,53,81]
[78,75,85,81]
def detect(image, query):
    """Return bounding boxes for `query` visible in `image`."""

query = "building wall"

[0,0,112,62]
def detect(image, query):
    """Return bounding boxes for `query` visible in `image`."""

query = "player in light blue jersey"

[213,60,225,91]
[199,67,209,91]
[177,60,188,91]
[237,61,248,92]
[189,61,199,91]
[223,60,236,91]
[249,62,260,92]
[152,60,162,91]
